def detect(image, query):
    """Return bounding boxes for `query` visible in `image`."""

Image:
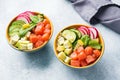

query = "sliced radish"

[78,27,85,35]
[78,26,89,35]
[89,30,95,39]
[79,29,86,35]
[80,26,90,35]
[89,27,98,39]
[16,15,31,23]
[80,28,88,35]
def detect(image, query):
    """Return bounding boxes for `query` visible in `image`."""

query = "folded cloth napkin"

[69,0,120,34]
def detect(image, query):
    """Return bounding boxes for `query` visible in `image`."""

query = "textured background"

[0,0,120,80]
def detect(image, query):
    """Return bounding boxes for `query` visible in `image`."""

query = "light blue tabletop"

[0,0,120,80]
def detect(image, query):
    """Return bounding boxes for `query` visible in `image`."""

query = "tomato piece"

[70,51,78,60]
[77,46,84,53]
[34,40,44,48]
[42,33,50,41]
[44,28,51,34]
[93,49,101,58]
[43,19,49,26]
[80,60,87,67]
[78,50,87,61]
[86,55,95,64]
[35,23,45,35]
[45,24,51,29]
[29,34,38,44]
[85,46,93,55]
[37,35,44,41]
[70,60,80,67]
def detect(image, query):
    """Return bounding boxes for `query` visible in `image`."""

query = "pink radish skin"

[89,27,98,38]
[80,28,88,35]
[18,13,31,22]
[16,11,34,23]
[78,26,89,35]
[80,26,90,35]
[16,15,30,23]
[89,30,95,39]
[78,27,86,35]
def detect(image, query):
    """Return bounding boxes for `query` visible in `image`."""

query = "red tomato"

[37,35,43,41]
[70,60,80,67]
[45,24,51,29]
[70,51,78,60]
[44,28,51,34]
[77,46,84,53]
[35,23,45,35]
[93,49,101,58]
[78,50,87,61]
[29,34,38,44]
[80,60,87,67]
[85,46,93,55]
[35,40,44,48]
[86,55,95,64]
[42,33,50,41]
[43,19,49,26]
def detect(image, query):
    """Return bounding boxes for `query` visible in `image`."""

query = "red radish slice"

[16,15,30,23]
[78,26,89,35]
[80,26,90,35]
[19,13,31,22]
[89,27,98,39]
[78,27,86,35]
[80,28,88,35]
[89,30,95,39]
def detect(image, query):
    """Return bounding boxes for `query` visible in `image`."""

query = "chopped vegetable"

[58,52,66,61]
[81,35,90,47]
[78,50,87,61]
[88,39,102,49]
[64,57,71,64]
[70,60,80,67]
[85,46,93,55]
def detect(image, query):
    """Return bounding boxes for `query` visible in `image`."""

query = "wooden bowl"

[6,11,53,52]
[54,24,104,69]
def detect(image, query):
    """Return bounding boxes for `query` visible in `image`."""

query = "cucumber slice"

[64,56,71,64]
[64,48,72,56]
[70,29,82,38]
[62,30,76,43]
[58,52,66,61]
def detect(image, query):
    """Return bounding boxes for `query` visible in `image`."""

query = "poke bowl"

[6,11,53,52]
[54,24,104,69]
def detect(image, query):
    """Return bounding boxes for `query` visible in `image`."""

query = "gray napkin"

[69,0,120,34]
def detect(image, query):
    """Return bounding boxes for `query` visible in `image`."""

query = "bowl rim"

[54,24,105,69]
[6,11,53,52]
